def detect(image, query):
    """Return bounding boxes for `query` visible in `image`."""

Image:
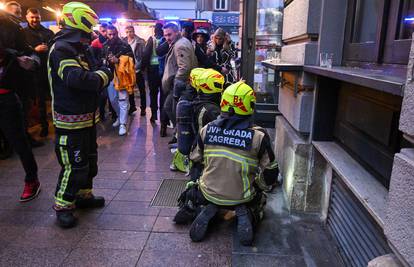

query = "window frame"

[214,0,228,11]
[383,0,413,64]
[343,0,388,63]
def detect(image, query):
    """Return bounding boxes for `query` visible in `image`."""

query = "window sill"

[313,141,388,228]
[304,66,405,96]
[261,60,303,72]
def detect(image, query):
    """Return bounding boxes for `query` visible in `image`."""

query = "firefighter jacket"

[47,29,112,130]
[190,115,279,206]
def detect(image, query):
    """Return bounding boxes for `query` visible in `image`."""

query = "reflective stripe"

[198,107,207,129]
[47,44,56,125]
[55,135,74,207]
[267,161,278,169]
[57,59,81,80]
[95,70,109,87]
[204,149,258,166]
[79,60,90,70]
[204,148,257,199]
[199,184,254,206]
[53,111,99,130]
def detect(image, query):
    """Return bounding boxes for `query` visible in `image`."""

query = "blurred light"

[56,10,61,18]
[117,18,127,23]
[100,17,112,22]
[404,17,414,22]
[0,2,5,10]
[164,16,179,20]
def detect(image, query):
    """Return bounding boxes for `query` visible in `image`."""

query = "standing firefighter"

[48,2,112,228]
[174,81,279,246]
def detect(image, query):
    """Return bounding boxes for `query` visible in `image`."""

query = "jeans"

[147,65,161,118]
[108,82,129,125]
[136,71,146,110]
[0,93,38,182]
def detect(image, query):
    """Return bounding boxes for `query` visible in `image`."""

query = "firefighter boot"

[235,205,254,246]
[174,205,196,225]
[54,206,77,228]
[189,204,218,242]
[75,195,105,209]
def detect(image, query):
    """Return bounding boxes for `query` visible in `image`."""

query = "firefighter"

[174,81,279,246]
[170,68,224,173]
[47,2,113,228]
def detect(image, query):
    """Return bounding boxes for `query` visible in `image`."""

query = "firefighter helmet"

[61,2,99,34]
[220,81,256,115]
[189,68,224,94]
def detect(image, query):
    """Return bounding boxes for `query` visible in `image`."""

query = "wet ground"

[0,105,343,267]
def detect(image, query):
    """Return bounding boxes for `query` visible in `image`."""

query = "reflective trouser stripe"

[55,136,73,207]
[199,184,254,206]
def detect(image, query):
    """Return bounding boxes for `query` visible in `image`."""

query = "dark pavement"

[0,106,343,267]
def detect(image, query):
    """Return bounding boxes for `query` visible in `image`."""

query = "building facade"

[141,0,196,19]
[262,0,414,266]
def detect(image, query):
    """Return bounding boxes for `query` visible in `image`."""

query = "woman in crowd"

[207,28,237,87]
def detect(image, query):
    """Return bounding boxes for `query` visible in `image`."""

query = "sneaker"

[19,180,41,202]
[54,206,77,228]
[235,205,254,246]
[75,195,105,209]
[129,106,137,115]
[119,124,127,136]
[189,204,218,242]
[112,118,120,128]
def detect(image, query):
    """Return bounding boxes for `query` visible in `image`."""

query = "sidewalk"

[0,107,342,267]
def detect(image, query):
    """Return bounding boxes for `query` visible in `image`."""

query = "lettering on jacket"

[204,125,254,150]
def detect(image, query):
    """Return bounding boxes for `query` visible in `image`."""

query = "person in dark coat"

[23,8,54,137]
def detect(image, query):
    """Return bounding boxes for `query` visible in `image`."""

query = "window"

[214,0,228,11]
[344,0,414,65]
[343,0,386,62]
[383,0,414,64]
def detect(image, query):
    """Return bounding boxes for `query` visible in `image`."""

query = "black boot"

[160,124,167,137]
[189,204,218,242]
[39,126,48,138]
[55,208,77,228]
[174,205,196,225]
[75,195,105,209]
[235,205,254,246]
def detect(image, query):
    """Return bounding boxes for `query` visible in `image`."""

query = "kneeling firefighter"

[174,81,279,246]
[170,68,224,173]
[48,2,113,228]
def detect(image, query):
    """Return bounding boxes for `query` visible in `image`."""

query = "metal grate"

[327,173,391,267]
[150,179,187,207]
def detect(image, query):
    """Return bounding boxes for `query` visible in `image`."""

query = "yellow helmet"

[220,81,256,115]
[62,2,99,33]
[189,68,224,94]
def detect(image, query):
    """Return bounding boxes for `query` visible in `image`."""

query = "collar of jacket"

[212,114,253,130]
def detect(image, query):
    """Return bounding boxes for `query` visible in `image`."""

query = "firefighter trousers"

[54,126,98,207]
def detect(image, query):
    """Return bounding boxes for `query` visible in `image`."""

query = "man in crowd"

[123,25,146,117]
[5,1,44,147]
[162,23,197,142]
[0,3,41,202]
[142,23,165,122]
[48,2,112,227]
[174,81,279,246]
[103,25,134,136]
[24,8,54,137]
